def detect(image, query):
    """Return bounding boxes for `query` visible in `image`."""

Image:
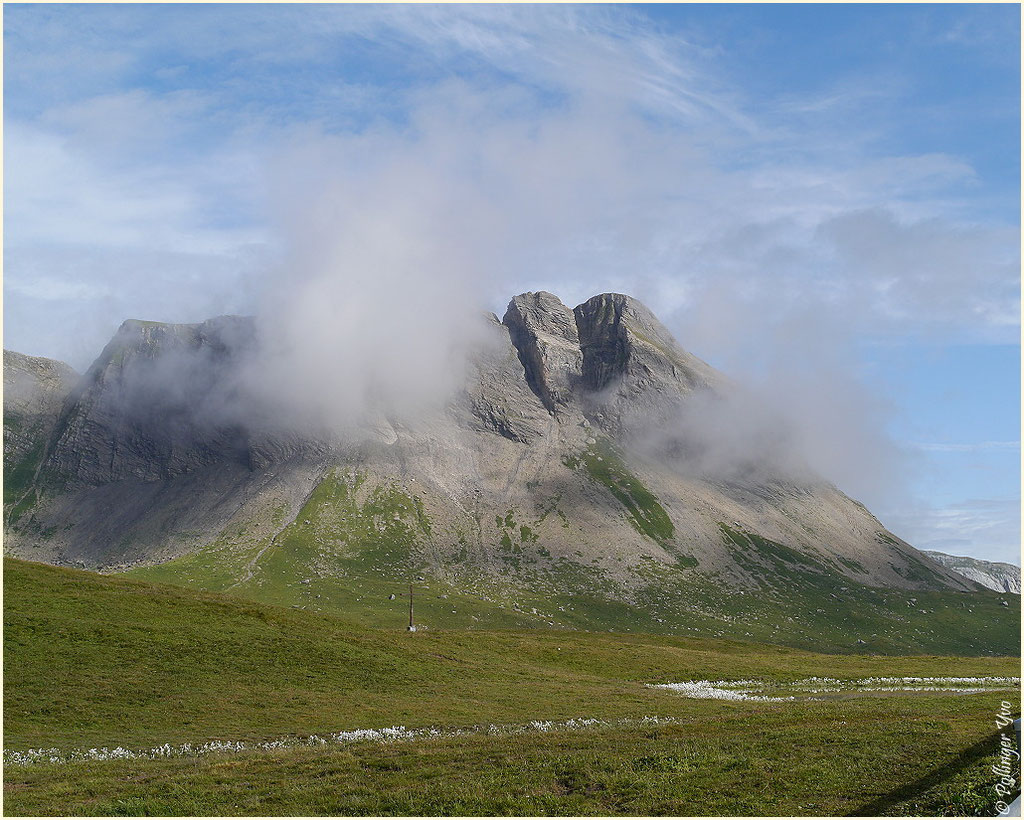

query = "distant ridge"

[924,550,1021,594]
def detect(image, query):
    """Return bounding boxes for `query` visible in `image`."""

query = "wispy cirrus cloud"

[914,441,1020,453]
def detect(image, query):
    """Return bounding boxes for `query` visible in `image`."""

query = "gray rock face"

[573,293,723,435]
[3,292,979,597]
[575,293,718,391]
[3,351,78,471]
[924,550,1021,594]
[39,316,331,492]
[457,312,551,443]
[502,291,582,414]
[41,317,258,488]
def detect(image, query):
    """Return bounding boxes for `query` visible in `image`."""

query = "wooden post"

[396,584,419,632]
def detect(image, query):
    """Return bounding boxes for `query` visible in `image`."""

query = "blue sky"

[4,4,1020,564]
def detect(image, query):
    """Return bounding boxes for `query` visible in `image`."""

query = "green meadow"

[4,557,1020,816]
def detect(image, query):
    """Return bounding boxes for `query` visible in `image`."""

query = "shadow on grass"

[849,729,1006,816]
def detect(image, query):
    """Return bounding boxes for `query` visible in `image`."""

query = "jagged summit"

[502,291,582,414]
[574,293,719,392]
[500,291,724,431]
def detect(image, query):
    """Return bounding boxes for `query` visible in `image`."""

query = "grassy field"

[4,701,1017,816]
[4,557,1021,816]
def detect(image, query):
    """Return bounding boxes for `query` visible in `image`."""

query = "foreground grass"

[4,696,1016,816]
[4,557,1020,816]
[6,558,1018,751]
[878,743,1013,816]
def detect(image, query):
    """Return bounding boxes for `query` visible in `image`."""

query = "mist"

[628,387,818,491]
[229,82,703,434]
[79,76,923,512]
[221,87,912,512]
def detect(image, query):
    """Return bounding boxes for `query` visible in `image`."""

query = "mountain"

[923,551,1021,595]
[4,350,78,519]
[5,291,1014,654]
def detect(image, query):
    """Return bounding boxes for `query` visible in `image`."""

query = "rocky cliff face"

[41,317,256,488]
[4,351,78,472]
[502,291,582,415]
[573,293,723,434]
[924,551,1021,594]
[4,291,977,604]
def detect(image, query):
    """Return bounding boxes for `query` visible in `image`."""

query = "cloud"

[225,74,996,508]
[240,77,716,432]
[914,441,1021,453]
[814,208,1020,336]
[7,7,1016,350]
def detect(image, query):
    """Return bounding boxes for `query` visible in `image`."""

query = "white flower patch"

[789,676,1020,694]
[3,715,680,768]
[648,680,795,702]
[650,675,1019,700]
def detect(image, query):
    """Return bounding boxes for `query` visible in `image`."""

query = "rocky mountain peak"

[573,293,633,392]
[103,316,256,365]
[502,292,582,414]
[43,316,260,489]
[572,293,724,435]
[573,293,716,391]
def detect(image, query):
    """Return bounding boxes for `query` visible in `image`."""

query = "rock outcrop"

[448,312,551,444]
[924,550,1021,594]
[41,317,258,488]
[502,291,582,414]
[573,293,724,434]
[3,350,78,471]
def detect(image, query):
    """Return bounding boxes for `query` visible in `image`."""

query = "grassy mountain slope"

[123,470,1020,656]
[3,558,1020,816]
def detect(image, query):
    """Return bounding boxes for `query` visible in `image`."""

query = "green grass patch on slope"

[121,512,287,592]
[126,470,494,628]
[3,557,1020,817]
[718,522,827,574]
[575,438,675,546]
[128,475,592,633]
[124,510,1021,656]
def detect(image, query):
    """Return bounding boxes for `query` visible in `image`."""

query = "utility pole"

[394,583,418,631]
